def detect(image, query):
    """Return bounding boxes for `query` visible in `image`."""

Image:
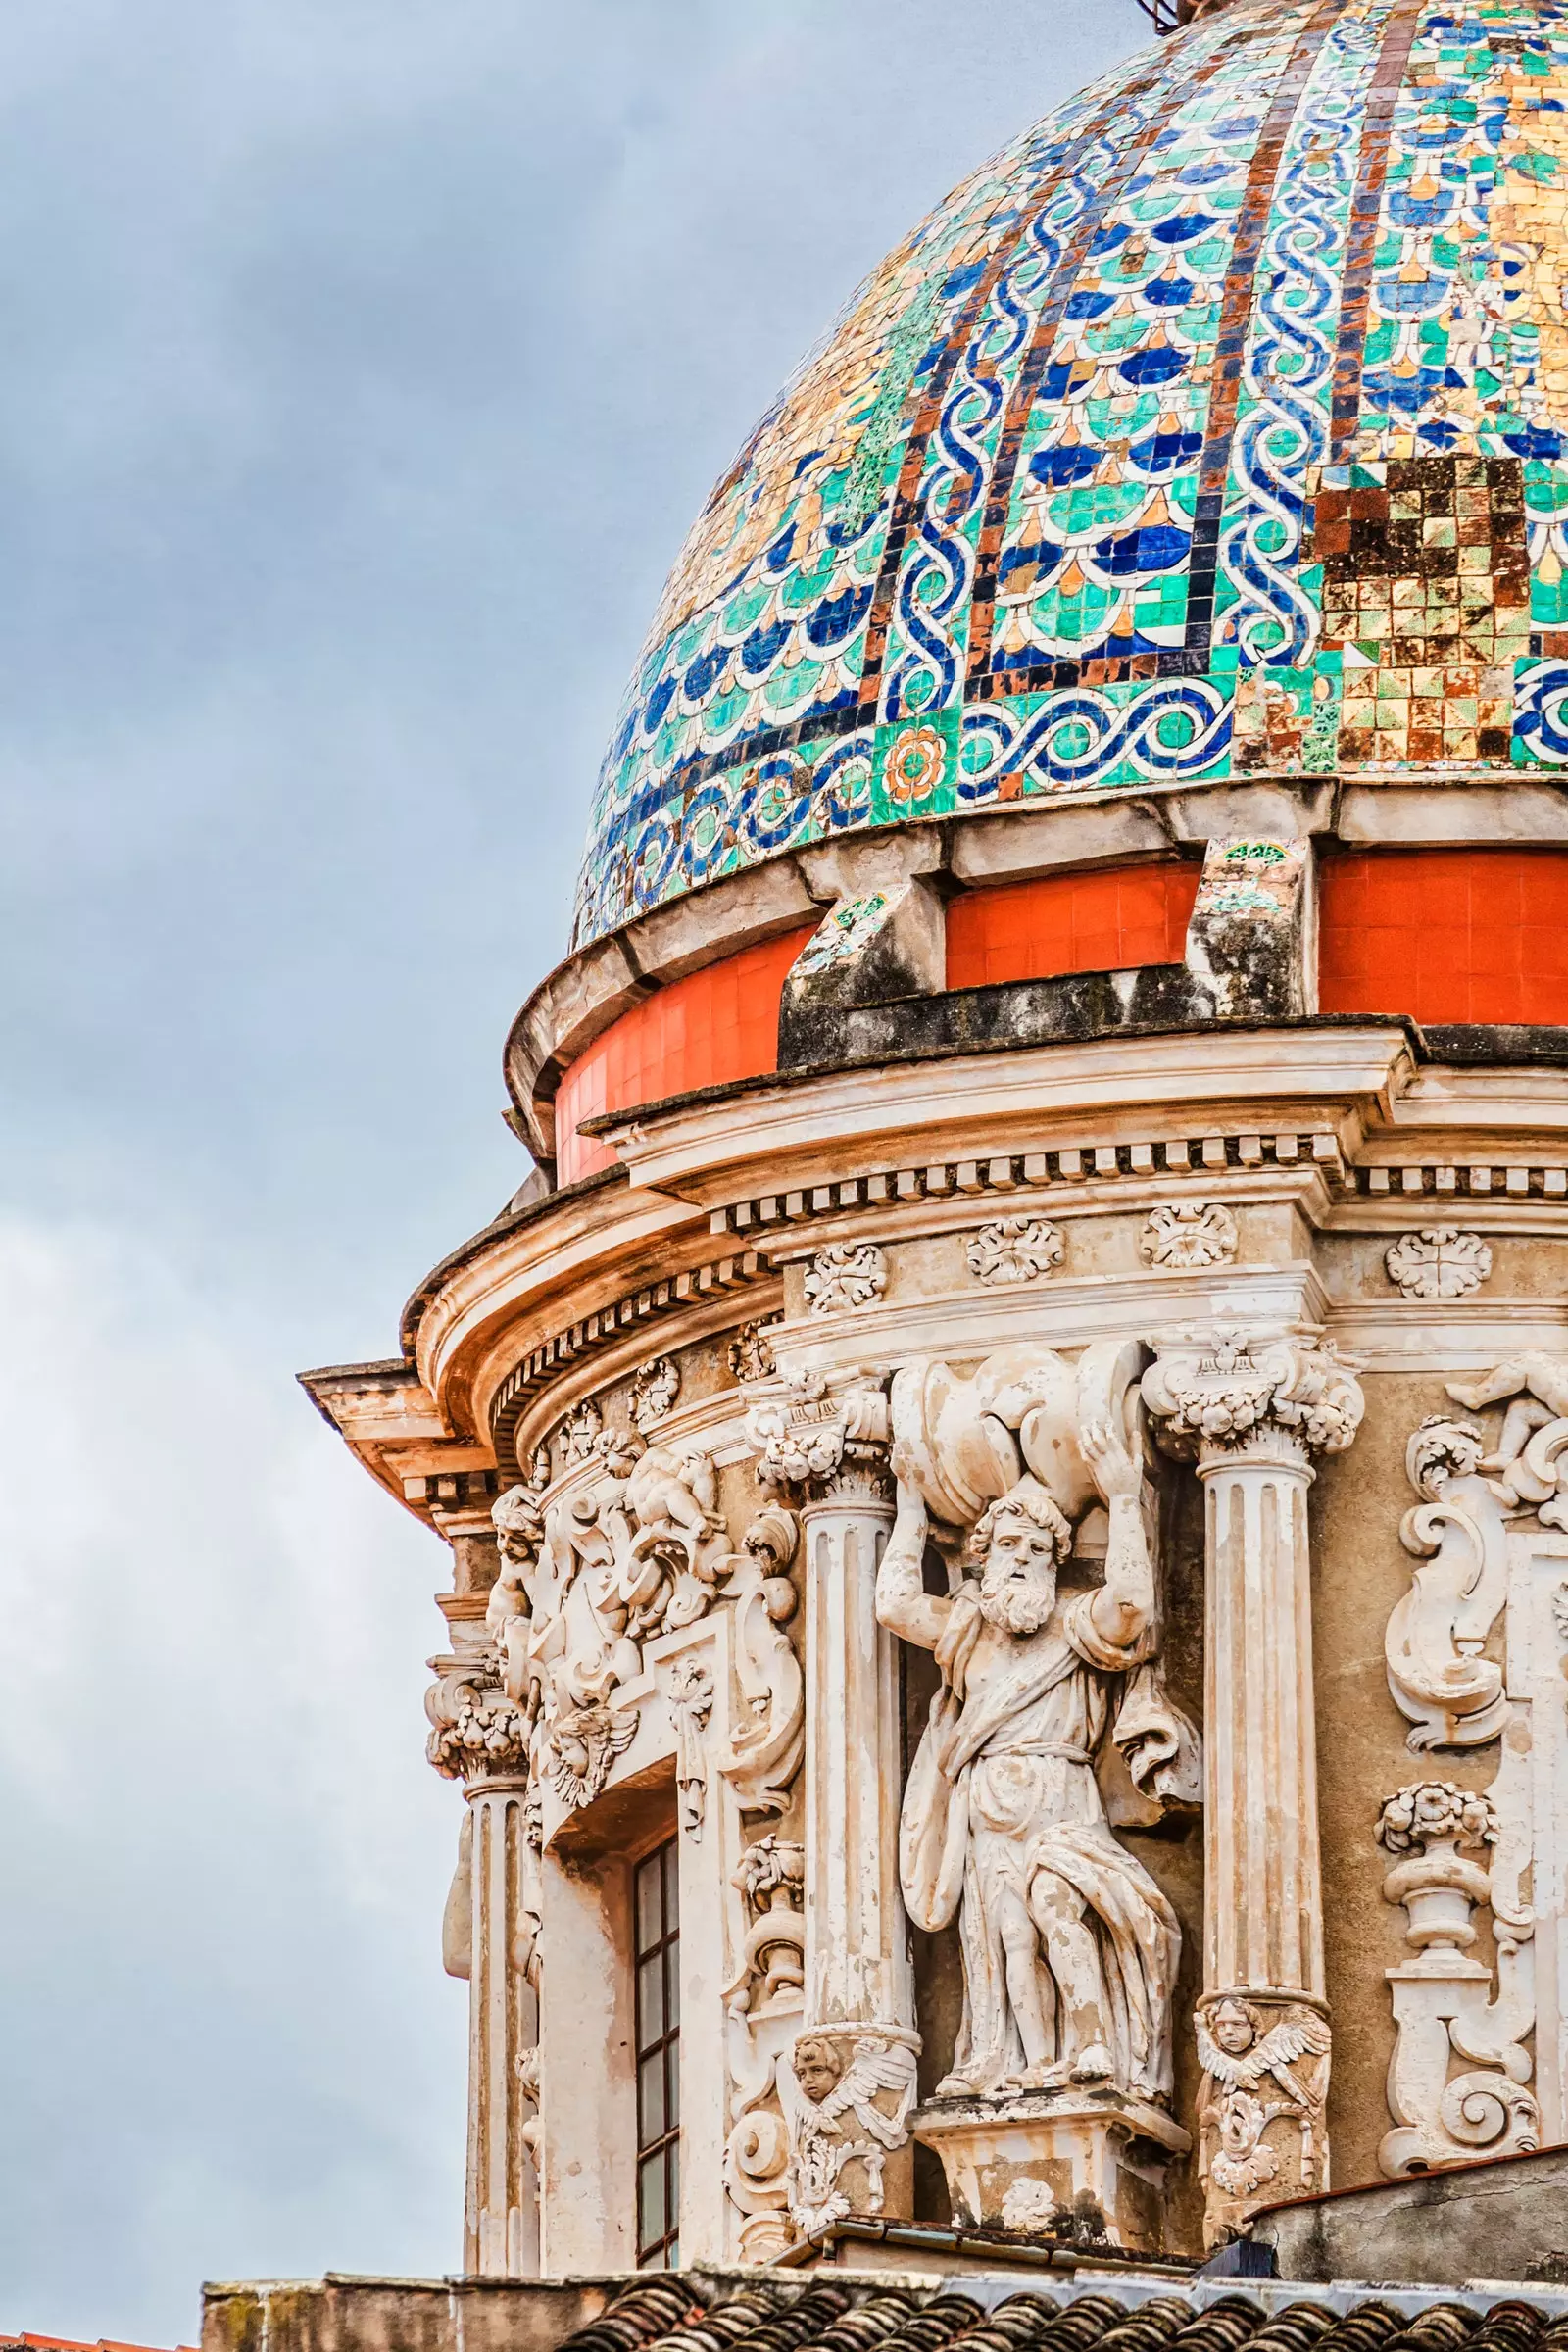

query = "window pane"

[666,2241,679,2271]
[637,1953,664,2049]
[666,2136,680,2219]
[662,1838,679,1921]
[664,1940,681,2034]
[666,2043,680,2132]
[638,2051,666,2142]
[639,2152,666,2250]
[636,1855,662,1953]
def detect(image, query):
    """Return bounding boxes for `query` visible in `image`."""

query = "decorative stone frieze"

[1385,1229,1493,1300]
[804,1242,887,1316]
[1141,1201,1237,1270]
[965,1215,1063,1285]
[1144,1325,1363,2248]
[1376,1782,1539,2176]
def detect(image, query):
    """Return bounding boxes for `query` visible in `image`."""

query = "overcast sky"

[0,4,1150,2338]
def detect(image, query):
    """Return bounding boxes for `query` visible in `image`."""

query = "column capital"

[746,1365,892,1504]
[1141,1325,1364,1471]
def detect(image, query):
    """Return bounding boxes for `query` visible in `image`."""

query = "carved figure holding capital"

[877,1388,1187,2107]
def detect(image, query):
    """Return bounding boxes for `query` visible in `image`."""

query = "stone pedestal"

[1144,1327,1362,2246]
[912,2088,1190,2253]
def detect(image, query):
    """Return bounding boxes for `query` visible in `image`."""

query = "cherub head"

[1209,1998,1257,2058]
[965,1477,1073,1637]
[793,2034,846,2107]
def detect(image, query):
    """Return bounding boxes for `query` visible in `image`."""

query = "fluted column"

[427,1503,540,2277]
[1143,1328,1363,2248]
[749,1373,919,2231]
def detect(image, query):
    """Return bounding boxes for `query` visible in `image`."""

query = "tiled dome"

[572,0,1568,950]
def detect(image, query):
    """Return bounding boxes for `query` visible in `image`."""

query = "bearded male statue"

[875,1421,1183,2107]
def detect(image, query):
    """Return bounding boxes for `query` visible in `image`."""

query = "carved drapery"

[1144,1326,1363,2248]
[875,1341,1195,2248]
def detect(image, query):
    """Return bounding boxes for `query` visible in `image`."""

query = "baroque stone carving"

[1141,1202,1237,1270]
[559,1397,603,1462]
[877,1340,1198,2240]
[747,1368,891,1494]
[1387,1416,1511,1750]
[631,1354,681,1431]
[1376,1781,1539,2175]
[714,1508,804,1816]
[965,1216,1063,1286]
[487,1423,732,1818]
[1386,1228,1493,1300]
[1196,1996,1331,2244]
[722,1837,807,2260]
[425,1666,531,1782]
[665,1657,714,1837]
[728,1319,778,1385]
[778,2029,920,2237]
[804,1242,887,1316]
[549,1698,636,1807]
[880,1420,1185,2103]
[1142,1326,1364,1461]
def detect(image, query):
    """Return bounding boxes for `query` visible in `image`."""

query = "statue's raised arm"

[874,1478,950,1650]
[1081,1419,1156,1654]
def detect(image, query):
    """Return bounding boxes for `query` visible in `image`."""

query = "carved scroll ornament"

[1386,1417,1511,1750]
[1376,1782,1539,2176]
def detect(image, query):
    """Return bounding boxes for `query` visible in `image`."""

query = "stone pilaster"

[748,1373,919,2232]
[1143,1328,1362,2247]
[427,1505,541,2278]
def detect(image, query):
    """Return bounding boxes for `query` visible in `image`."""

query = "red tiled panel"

[554,927,815,1186]
[1319,850,1568,1026]
[946,864,1200,990]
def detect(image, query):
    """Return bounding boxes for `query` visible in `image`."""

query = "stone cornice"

[370,1027,1568,1494]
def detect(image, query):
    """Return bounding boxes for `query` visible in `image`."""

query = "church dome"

[571,0,1568,951]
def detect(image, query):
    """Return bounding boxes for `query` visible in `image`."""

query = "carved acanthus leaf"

[1142,1328,1364,1462]
[747,1370,890,1493]
[425,1658,531,1782]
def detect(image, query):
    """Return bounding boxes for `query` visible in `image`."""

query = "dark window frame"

[633,1836,680,2268]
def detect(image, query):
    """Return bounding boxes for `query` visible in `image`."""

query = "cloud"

[0,0,1150,2336]
[0,1210,464,2340]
